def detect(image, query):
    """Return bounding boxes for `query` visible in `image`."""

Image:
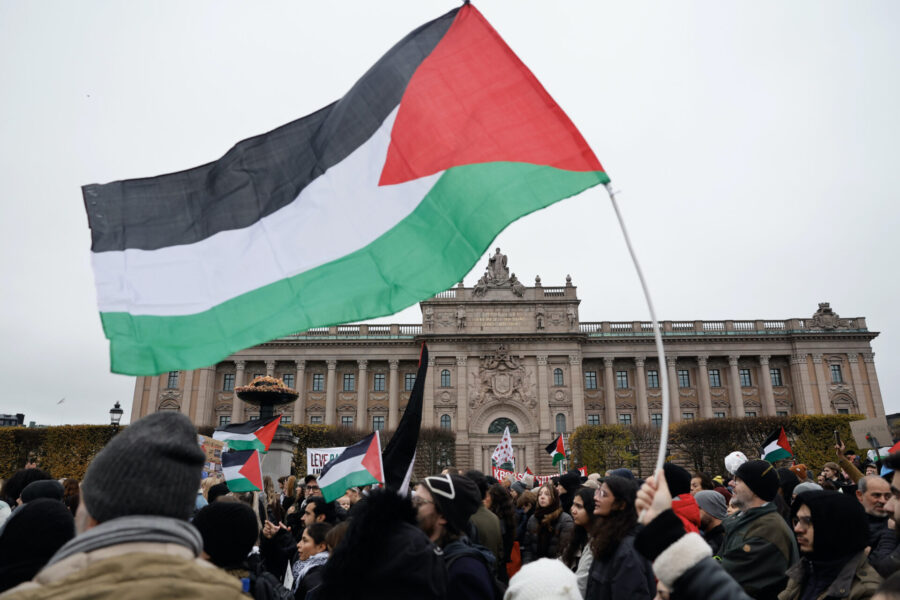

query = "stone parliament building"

[130,250,885,472]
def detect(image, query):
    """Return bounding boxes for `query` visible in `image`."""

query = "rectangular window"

[739,369,752,387]
[167,371,179,389]
[618,413,633,425]
[373,416,385,431]
[714,411,726,418]
[776,411,788,417]
[311,373,324,392]
[253,373,264,381]
[708,369,721,388]
[587,414,600,426]
[282,374,295,389]
[745,411,757,417]
[374,373,385,392]
[837,408,850,415]
[341,416,353,427]
[343,373,355,392]
[218,415,231,427]
[677,369,690,388]
[651,413,662,428]
[223,373,235,392]
[830,364,843,383]
[584,371,598,390]
[770,368,783,387]
[405,373,416,391]
[647,370,659,389]
[280,415,292,424]
[616,371,629,389]
[310,416,323,425]
[440,370,451,388]
[682,412,694,420]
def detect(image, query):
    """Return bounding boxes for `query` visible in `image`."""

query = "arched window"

[553,368,564,386]
[441,369,451,388]
[555,413,567,433]
[488,418,519,434]
[440,414,451,430]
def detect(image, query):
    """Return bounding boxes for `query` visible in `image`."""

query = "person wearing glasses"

[780,491,881,600]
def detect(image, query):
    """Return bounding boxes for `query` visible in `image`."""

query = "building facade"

[131,250,884,472]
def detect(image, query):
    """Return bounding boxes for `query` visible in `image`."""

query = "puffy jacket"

[583,528,655,600]
[0,542,246,600]
[522,511,573,563]
[719,503,799,600]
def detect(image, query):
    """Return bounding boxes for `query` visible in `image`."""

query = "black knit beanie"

[0,498,75,593]
[793,490,868,560]
[735,460,779,502]
[422,474,480,534]
[208,482,231,504]
[81,412,204,522]
[558,470,583,493]
[21,480,64,503]
[193,502,259,568]
[663,463,693,497]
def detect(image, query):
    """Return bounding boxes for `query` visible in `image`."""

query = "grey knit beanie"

[81,412,204,523]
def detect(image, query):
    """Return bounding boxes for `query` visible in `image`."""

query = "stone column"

[863,353,885,416]
[148,374,160,416]
[728,355,745,417]
[846,355,871,416]
[666,356,681,423]
[570,354,585,428]
[456,356,469,435]
[536,355,551,433]
[758,355,776,416]
[356,360,368,431]
[423,355,435,427]
[696,355,712,419]
[265,360,276,377]
[195,367,216,426]
[603,357,616,425]
[130,376,145,422]
[325,359,337,425]
[293,360,306,425]
[180,369,194,419]
[388,359,400,429]
[812,354,832,414]
[634,357,649,425]
[231,360,246,424]
[791,354,815,415]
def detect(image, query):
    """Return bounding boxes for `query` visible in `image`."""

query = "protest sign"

[849,416,894,451]
[307,446,348,475]
[198,435,224,478]
[492,466,586,486]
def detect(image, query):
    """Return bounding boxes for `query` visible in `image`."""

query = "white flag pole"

[604,183,669,475]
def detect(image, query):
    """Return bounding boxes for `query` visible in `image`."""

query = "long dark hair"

[534,483,563,555]
[561,487,596,570]
[488,483,516,535]
[589,476,638,561]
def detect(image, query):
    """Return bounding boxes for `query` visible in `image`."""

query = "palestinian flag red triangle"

[222,449,263,493]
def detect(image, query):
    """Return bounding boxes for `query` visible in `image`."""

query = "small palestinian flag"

[761,427,793,463]
[318,431,385,503]
[213,415,281,453]
[546,435,566,466]
[222,449,263,493]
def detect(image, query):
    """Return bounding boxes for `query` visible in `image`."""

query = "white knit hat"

[504,558,581,600]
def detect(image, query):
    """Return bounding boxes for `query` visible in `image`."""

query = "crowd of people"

[1,411,900,599]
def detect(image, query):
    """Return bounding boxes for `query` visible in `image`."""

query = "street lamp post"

[109,401,124,435]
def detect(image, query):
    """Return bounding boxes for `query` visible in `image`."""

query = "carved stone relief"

[809,302,852,330]
[468,345,536,410]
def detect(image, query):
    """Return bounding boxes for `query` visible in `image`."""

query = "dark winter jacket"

[442,536,497,600]
[634,510,753,600]
[704,523,726,555]
[583,527,655,600]
[869,527,900,578]
[720,503,799,600]
[522,510,573,563]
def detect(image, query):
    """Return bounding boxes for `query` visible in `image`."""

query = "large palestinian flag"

[213,415,281,453]
[222,449,263,493]
[84,4,609,375]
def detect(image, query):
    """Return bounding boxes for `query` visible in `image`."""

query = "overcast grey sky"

[1,1,898,426]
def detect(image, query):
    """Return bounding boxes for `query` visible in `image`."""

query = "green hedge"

[0,423,455,482]
[570,414,865,478]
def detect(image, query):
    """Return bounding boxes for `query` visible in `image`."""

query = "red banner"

[492,466,586,486]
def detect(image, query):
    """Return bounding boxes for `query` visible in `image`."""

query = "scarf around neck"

[47,515,202,566]
[291,550,329,592]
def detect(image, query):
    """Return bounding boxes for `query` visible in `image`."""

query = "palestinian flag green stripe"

[101,162,606,375]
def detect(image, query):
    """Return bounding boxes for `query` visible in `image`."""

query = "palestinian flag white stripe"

[92,109,440,316]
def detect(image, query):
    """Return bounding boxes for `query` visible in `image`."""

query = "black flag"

[382,343,428,492]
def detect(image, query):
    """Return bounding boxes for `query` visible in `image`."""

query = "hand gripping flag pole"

[604,183,670,475]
